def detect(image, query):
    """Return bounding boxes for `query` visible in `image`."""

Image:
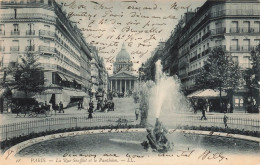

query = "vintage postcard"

[0,0,260,165]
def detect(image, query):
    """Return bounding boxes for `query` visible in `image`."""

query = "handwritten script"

[61,0,191,73]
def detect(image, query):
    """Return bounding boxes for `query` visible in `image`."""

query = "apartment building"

[0,0,92,108]
[143,0,260,112]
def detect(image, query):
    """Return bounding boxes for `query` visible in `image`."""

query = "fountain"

[141,60,190,153]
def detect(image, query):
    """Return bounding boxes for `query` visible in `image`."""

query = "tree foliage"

[195,46,241,92]
[250,44,260,85]
[10,53,45,97]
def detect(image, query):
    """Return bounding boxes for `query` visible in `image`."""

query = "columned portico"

[109,71,138,94]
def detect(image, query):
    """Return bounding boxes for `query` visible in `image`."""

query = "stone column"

[115,79,117,92]
[129,80,132,90]
[120,80,122,93]
[125,80,126,92]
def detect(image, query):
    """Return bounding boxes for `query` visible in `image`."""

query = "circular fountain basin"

[17,131,259,157]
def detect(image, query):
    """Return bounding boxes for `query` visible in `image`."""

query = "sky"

[56,0,206,75]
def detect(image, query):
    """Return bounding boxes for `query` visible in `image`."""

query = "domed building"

[113,43,133,74]
[109,43,138,96]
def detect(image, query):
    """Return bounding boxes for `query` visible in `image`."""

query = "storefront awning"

[57,73,67,81]
[74,79,81,85]
[187,90,203,98]
[192,89,227,99]
[64,76,73,82]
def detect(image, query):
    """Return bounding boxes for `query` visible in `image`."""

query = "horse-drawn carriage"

[12,99,51,117]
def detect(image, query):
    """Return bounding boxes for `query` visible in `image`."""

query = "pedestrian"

[193,99,197,114]
[78,101,81,111]
[80,100,83,109]
[200,103,207,120]
[227,102,231,113]
[89,100,93,109]
[88,101,94,119]
[206,99,210,112]
[59,101,64,113]
[223,111,228,128]
[135,107,140,120]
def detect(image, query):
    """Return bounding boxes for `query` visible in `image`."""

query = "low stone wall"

[2,128,260,160]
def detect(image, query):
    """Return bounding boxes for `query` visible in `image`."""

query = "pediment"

[110,71,138,79]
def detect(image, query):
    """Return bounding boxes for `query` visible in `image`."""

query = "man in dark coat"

[59,101,64,113]
[88,101,94,118]
[200,101,207,120]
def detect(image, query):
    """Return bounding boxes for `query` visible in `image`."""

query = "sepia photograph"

[0,0,260,164]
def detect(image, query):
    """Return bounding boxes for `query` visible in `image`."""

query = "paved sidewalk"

[1,97,259,125]
[0,97,139,125]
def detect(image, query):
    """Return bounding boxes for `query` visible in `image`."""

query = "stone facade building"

[0,0,92,108]
[109,44,138,95]
[143,0,260,112]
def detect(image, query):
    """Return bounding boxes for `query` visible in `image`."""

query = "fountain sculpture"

[141,118,173,153]
[140,60,178,153]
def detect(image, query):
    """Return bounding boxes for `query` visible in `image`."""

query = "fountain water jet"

[141,60,191,153]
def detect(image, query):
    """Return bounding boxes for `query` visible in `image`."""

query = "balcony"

[230,28,240,33]
[201,48,211,56]
[241,46,254,52]
[39,30,55,39]
[10,46,19,52]
[26,30,35,35]
[0,47,5,52]
[11,30,20,35]
[25,45,35,51]
[230,45,240,51]
[190,56,197,63]
[211,27,226,35]
[190,42,197,49]
[39,46,55,54]
[212,45,226,51]
[202,31,211,41]
[0,13,56,22]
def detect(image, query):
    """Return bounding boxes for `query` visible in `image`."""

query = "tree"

[250,44,260,84]
[244,44,260,113]
[195,46,241,111]
[10,53,45,97]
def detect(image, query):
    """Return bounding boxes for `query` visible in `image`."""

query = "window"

[44,25,50,30]
[231,39,238,50]
[232,56,238,65]
[0,24,4,34]
[28,23,34,30]
[13,24,19,31]
[243,21,250,32]
[243,56,250,68]
[48,0,52,6]
[0,40,4,51]
[243,39,250,51]
[255,21,260,32]
[12,40,19,47]
[231,21,238,32]
[27,39,34,50]
[255,39,260,46]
